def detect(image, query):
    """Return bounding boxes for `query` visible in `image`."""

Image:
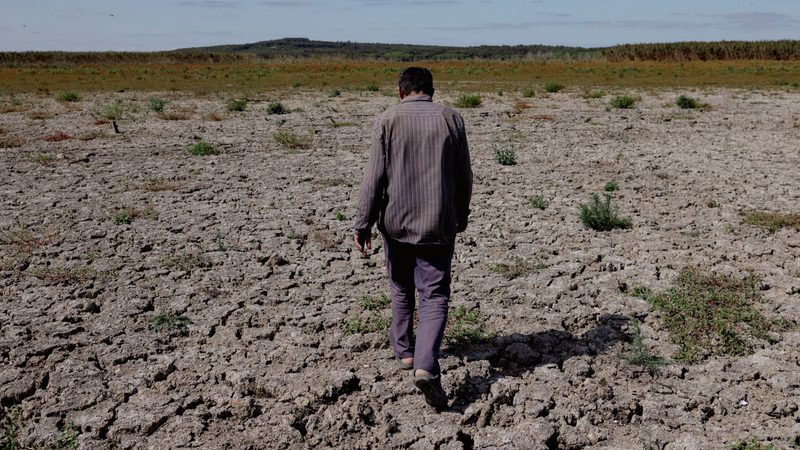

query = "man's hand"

[354,232,372,257]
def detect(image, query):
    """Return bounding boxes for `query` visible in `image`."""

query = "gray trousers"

[383,235,454,375]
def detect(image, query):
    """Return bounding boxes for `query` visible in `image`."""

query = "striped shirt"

[354,94,473,245]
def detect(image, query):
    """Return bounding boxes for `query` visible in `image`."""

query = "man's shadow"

[442,313,631,412]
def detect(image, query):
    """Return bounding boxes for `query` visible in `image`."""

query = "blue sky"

[1,0,798,51]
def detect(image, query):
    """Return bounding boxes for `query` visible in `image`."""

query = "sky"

[1,0,798,51]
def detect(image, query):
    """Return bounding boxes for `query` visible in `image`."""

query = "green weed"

[643,268,776,363]
[543,82,565,93]
[226,98,247,111]
[579,193,632,231]
[610,95,636,109]
[742,211,800,232]
[334,211,347,221]
[494,144,517,165]
[56,91,80,102]
[444,305,492,345]
[454,94,482,108]
[489,256,545,280]
[730,437,779,450]
[55,422,80,450]
[623,319,668,374]
[329,89,341,98]
[149,311,191,335]
[273,131,312,150]
[359,293,390,311]
[343,316,390,334]
[529,194,549,210]
[148,96,166,112]
[266,102,290,115]
[604,181,619,192]
[522,88,535,98]
[189,140,219,156]
[1,405,21,450]
[676,95,698,109]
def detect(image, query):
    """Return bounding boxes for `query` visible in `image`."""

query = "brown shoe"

[398,357,413,370]
[413,372,448,410]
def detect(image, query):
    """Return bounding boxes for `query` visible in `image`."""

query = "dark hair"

[398,67,434,96]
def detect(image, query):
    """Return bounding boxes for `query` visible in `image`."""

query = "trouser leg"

[384,237,416,359]
[412,243,454,375]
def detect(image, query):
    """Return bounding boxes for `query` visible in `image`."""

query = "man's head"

[398,67,434,98]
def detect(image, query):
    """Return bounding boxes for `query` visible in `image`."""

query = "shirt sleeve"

[354,119,387,238]
[455,115,473,231]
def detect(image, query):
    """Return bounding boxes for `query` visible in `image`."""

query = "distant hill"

[176,37,600,60]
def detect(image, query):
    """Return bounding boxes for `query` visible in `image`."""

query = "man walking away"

[353,67,473,410]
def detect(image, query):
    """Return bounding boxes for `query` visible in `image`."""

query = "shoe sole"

[413,377,448,410]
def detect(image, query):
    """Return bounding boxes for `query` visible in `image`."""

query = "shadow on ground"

[443,313,631,411]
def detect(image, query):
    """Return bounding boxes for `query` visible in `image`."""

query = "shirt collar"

[401,94,432,103]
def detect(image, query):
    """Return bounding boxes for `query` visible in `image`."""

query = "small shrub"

[587,90,604,99]
[623,319,668,375]
[1,405,22,449]
[543,82,565,93]
[610,95,636,109]
[148,96,167,112]
[111,205,157,225]
[742,211,800,232]
[529,194,549,210]
[579,193,632,231]
[266,102,290,115]
[359,293,390,311]
[444,306,492,345]
[604,181,619,192]
[366,82,380,92]
[57,91,81,102]
[226,98,247,111]
[494,144,517,166]
[522,88,535,98]
[274,131,312,150]
[55,422,81,450]
[454,94,482,108]
[643,268,779,363]
[98,100,123,121]
[149,311,191,335]
[334,211,347,221]
[676,95,698,109]
[489,256,545,280]
[329,89,341,98]
[163,254,210,272]
[142,177,183,192]
[190,140,219,156]
[731,437,779,450]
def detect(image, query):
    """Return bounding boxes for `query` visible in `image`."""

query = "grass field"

[1,59,799,94]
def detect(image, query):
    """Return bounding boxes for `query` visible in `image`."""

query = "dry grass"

[27,110,53,120]
[0,227,53,253]
[203,113,226,121]
[0,125,8,134]
[0,136,24,148]
[742,211,800,232]
[142,177,184,192]
[42,132,72,142]
[512,100,531,113]
[0,60,798,93]
[0,102,27,113]
[158,110,193,120]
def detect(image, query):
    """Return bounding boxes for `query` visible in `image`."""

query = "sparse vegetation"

[543,82,565,93]
[55,422,81,450]
[163,254,211,273]
[96,100,123,133]
[587,90,604,99]
[266,101,290,115]
[623,319,668,374]
[444,305,492,345]
[494,144,517,165]
[334,211,347,221]
[42,132,72,142]
[579,193,632,231]
[522,88,535,98]
[366,82,380,92]
[610,95,636,109]
[30,152,56,165]
[0,227,51,253]
[604,181,619,192]
[454,94,482,108]
[189,140,219,156]
[529,194,549,210]
[149,311,191,335]
[111,205,157,225]
[676,95,698,109]
[0,136,24,148]
[142,177,183,192]
[28,266,104,285]
[635,268,782,363]
[27,110,52,120]
[329,89,341,98]
[742,211,800,232]
[489,256,545,280]
[148,96,167,112]
[359,293,391,311]
[273,131,312,150]
[1,405,22,450]
[730,437,779,450]
[56,91,81,102]
[226,98,247,111]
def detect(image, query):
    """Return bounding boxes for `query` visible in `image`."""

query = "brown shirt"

[354,94,473,245]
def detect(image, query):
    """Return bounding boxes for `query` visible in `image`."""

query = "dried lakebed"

[1,89,799,449]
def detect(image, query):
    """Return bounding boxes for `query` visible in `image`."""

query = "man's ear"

[398,87,406,99]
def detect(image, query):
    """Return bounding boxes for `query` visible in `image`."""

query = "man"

[353,67,473,410]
